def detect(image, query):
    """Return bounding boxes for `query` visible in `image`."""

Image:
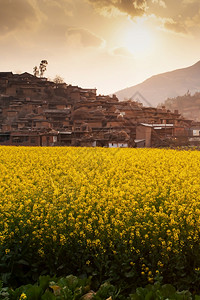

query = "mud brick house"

[0,71,196,147]
[136,123,188,147]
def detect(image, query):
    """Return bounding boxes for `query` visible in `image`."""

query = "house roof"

[0,72,13,78]
[140,123,174,128]
[134,139,145,143]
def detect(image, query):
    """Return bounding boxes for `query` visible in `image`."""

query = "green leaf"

[58,275,79,291]
[17,260,30,266]
[41,290,56,300]
[125,270,135,278]
[129,294,140,300]
[136,287,148,298]
[160,284,176,297]
[176,289,192,299]
[144,291,154,300]
[39,276,51,292]
[94,282,116,299]
[1,273,11,284]
[25,285,43,300]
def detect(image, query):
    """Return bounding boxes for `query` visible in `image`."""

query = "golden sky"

[1,0,200,95]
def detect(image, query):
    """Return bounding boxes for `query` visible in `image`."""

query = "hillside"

[0,71,193,148]
[114,61,200,107]
[162,91,200,122]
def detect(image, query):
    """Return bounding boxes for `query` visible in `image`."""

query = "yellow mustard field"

[1,146,200,288]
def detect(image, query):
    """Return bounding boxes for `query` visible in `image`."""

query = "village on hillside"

[0,71,199,148]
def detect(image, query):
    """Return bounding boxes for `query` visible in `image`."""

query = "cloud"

[86,0,147,18]
[183,0,197,4]
[37,0,74,18]
[1,0,200,45]
[151,0,166,8]
[111,47,134,57]
[164,19,188,34]
[0,0,75,38]
[146,0,200,35]
[0,0,39,36]
[66,28,105,48]
[85,0,200,36]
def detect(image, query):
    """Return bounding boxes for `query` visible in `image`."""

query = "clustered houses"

[0,71,197,147]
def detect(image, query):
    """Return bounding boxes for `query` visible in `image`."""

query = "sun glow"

[122,19,156,57]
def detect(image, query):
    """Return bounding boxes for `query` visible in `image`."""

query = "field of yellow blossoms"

[1,146,200,290]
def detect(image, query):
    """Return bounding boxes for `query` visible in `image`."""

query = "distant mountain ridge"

[114,61,200,107]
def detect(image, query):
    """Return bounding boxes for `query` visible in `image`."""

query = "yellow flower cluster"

[19,293,27,300]
[1,146,200,281]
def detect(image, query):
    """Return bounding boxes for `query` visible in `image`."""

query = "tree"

[39,60,48,77]
[53,75,64,88]
[33,66,39,77]
[33,60,48,77]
